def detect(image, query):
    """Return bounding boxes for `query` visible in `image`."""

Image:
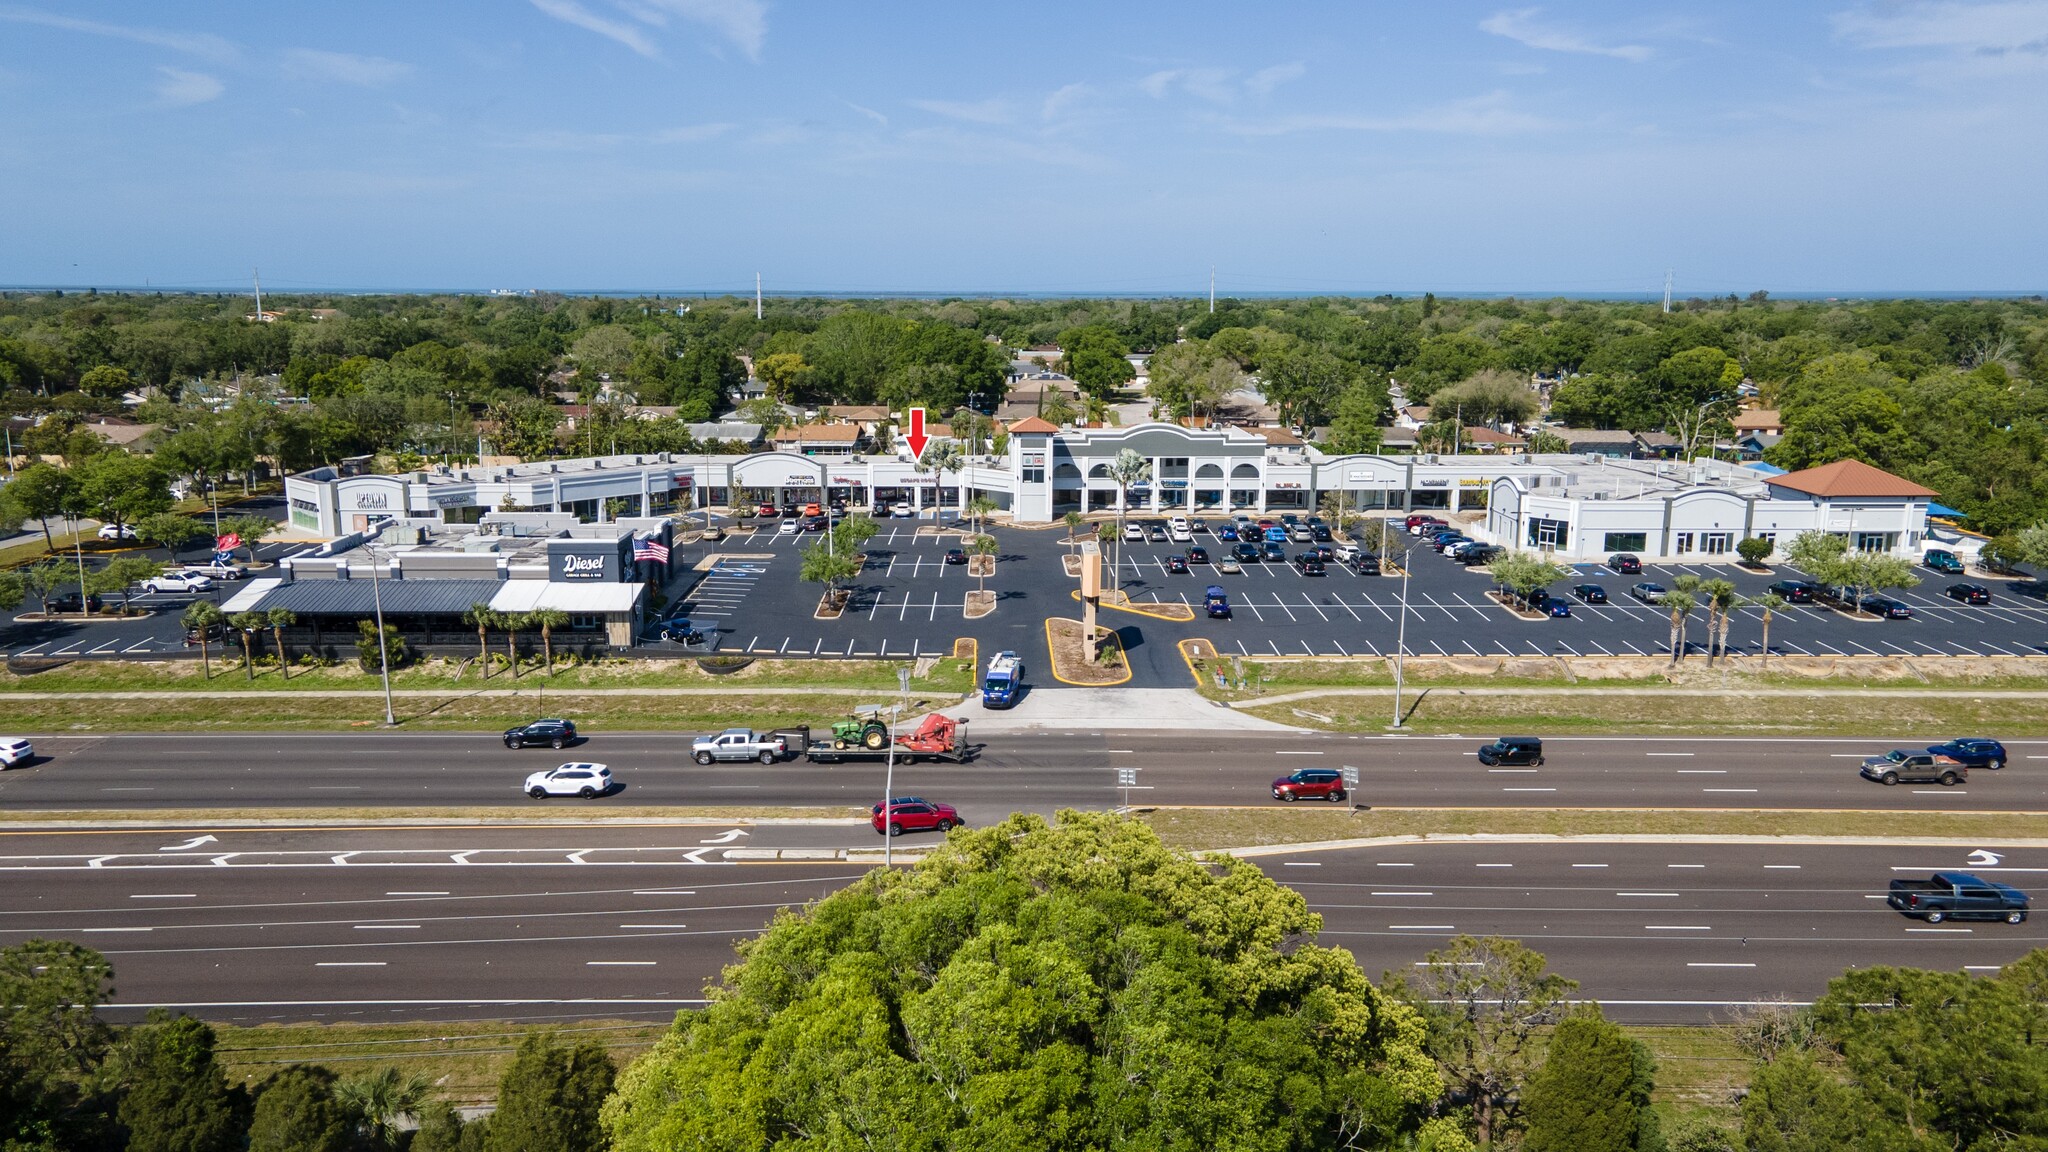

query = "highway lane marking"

[1372,891,1434,896]
[1645,752,1695,757]
[1668,864,1705,869]
[1764,865,1802,870]
[82,927,152,933]
[352,924,420,930]
[1375,863,1414,868]
[587,960,658,966]
[1572,864,1609,868]
[315,962,386,967]
[1701,788,1759,793]
[1488,769,1538,773]
[1645,925,1713,930]
[386,891,448,896]
[1388,924,1455,930]
[1476,864,1513,868]
[1905,927,1973,933]
[1282,862,1322,867]
[1966,965,2004,971]
[1618,892,1680,897]
[1676,770,1727,774]
[131,894,196,899]
[1688,963,1756,968]
[1912,790,1967,795]
[1502,787,1556,792]
[100,788,155,792]
[1274,751,1324,756]
[633,890,697,895]
[620,923,690,928]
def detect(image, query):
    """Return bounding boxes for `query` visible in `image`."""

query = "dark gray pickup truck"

[1859,750,1966,787]
[1888,872,2028,923]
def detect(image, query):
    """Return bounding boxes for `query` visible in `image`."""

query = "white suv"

[144,572,215,594]
[97,524,137,541]
[524,763,613,798]
[0,739,32,768]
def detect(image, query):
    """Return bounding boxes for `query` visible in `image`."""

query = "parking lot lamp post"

[367,552,396,726]
[1392,538,1411,729]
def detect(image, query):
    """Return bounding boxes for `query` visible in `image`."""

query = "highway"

[4,731,2046,820]
[1,825,2037,1025]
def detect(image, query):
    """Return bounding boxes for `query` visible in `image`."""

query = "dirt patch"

[967,555,994,577]
[964,589,995,619]
[1062,554,1083,578]
[813,591,847,620]
[1044,618,1129,685]
[1486,590,1547,620]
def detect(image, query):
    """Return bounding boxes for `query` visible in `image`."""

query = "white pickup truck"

[691,728,786,765]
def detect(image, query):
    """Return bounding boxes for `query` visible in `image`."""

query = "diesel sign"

[558,553,608,580]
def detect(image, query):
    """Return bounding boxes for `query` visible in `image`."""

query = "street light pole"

[884,666,910,868]
[366,547,396,726]
[1392,536,1412,729]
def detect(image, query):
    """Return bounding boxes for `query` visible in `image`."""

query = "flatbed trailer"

[772,713,975,764]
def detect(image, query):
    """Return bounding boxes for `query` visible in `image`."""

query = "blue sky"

[3,2,2045,295]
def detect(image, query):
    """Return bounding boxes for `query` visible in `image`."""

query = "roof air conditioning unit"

[1583,453,1601,464]
[549,464,559,473]
[1420,454,1437,465]
[1591,491,1608,500]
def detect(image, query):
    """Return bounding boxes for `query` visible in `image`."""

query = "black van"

[1477,736,1544,766]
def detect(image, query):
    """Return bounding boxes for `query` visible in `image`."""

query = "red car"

[1272,769,1347,802]
[871,799,963,836]
[755,502,778,517]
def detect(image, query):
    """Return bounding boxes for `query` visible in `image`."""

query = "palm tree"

[530,607,570,674]
[1751,592,1786,670]
[1663,590,1697,666]
[967,494,997,538]
[1096,521,1119,591]
[462,602,494,678]
[922,441,964,521]
[971,532,997,600]
[228,610,267,680]
[266,607,297,681]
[1062,511,1085,555]
[1702,579,1739,665]
[336,1067,434,1152]
[182,601,223,679]
[499,610,526,680]
[1106,448,1151,584]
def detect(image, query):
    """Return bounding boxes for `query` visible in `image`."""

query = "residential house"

[768,423,863,456]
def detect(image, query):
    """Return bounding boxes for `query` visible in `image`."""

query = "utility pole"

[1392,538,1412,728]
[1208,266,1215,313]
[755,273,762,320]
[367,542,397,726]
[252,268,262,319]
[1662,269,1673,314]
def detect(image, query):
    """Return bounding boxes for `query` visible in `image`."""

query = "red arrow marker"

[905,407,929,460]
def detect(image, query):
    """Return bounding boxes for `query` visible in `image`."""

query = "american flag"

[215,533,242,552]
[633,537,670,564]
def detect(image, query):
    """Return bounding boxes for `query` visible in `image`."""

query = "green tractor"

[829,707,891,751]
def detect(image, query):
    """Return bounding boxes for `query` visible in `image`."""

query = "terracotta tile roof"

[1245,426,1303,446]
[1460,426,1526,445]
[770,423,862,442]
[1764,459,1938,499]
[823,405,890,421]
[1731,409,1782,431]
[1007,417,1059,434]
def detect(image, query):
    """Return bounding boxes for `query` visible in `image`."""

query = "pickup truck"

[1888,872,2029,923]
[1859,750,1966,786]
[690,728,786,765]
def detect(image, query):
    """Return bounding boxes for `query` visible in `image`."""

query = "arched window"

[1196,463,1224,479]
[1055,463,1081,479]
[1230,463,1260,480]
[1088,464,1111,479]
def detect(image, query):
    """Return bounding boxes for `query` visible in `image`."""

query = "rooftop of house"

[1763,458,1938,499]
[1731,409,1783,431]
[769,423,863,443]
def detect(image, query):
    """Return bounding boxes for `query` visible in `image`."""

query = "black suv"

[1766,580,1818,603]
[1476,736,1544,766]
[504,719,578,749]
[1607,554,1642,574]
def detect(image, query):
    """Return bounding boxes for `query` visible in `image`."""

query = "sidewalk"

[945,687,1301,732]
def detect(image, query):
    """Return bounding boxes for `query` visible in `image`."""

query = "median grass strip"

[1236,687,2048,735]
[1139,806,2048,852]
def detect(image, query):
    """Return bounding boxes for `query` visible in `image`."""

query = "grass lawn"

[1140,806,2048,852]
[1238,687,2048,735]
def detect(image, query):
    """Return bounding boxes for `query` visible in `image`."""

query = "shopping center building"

[284,421,1939,565]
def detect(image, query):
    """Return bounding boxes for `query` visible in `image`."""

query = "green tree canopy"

[114,1012,246,1152]
[486,1034,613,1152]
[1521,1011,1662,1152]
[247,1065,354,1152]
[604,811,1457,1152]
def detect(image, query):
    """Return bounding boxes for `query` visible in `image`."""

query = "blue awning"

[1743,462,1788,476]
[1928,502,1966,518]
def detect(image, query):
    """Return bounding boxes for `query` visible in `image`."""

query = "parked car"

[1430,534,1470,553]
[1923,549,1965,574]
[872,799,962,837]
[1271,768,1347,803]
[1859,750,1964,786]
[1305,544,1335,561]
[1630,582,1667,604]
[1946,582,1991,604]
[1186,546,1209,564]
[1123,524,1145,542]
[1572,583,1608,603]
[1216,559,1242,574]
[892,502,917,518]
[182,621,225,647]
[1889,873,2028,924]
[524,763,612,799]
[1310,524,1333,542]
[1458,545,1502,566]
[179,563,243,581]
[1261,541,1287,563]
[1190,518,1209,534]
[1204,584,1231,618]
[1233,542,1261,563]
[1351,553,1381,575]
[1927,738,2007,770]
[96,523,137,541]
[1166,554,1190,574]
[143,572,214,594]
[1405,513,1445,530]
[944,548,967,565]
[1294,553,1326,576]
[659,616,706,645]
[755,503,778,518]
[0,739,32,768]
[1526,589,1570,617]
[1766,580,1818,603]
[1217,525,1240,542]
[802,515,828,532]
[1476,736,1544,766]
[45,592,105,614]
[504,718,579,749]
[778,518,803,534]
[1607,553,1643,574]
[1147,525,1168,543]
[1860,596,1913,619]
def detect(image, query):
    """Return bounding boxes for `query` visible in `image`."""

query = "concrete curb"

[1209,832,2048,858]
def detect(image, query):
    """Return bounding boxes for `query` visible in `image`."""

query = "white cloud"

[1481,8,1652,62]
[284,48,413,87]
[1218,91,1554,136]
[652,122,734,142]
[909,98,1011,125]
[632,0,768,60]
[1041,82,1088,120]
[155,66,223,107]
[1244,61,1305,97]
[529,0,658,58]
[0,6,236,62]
[1834,1,2048,57]
[844,100,888,126]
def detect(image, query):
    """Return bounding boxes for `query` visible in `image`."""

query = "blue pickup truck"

[981,651,1023,709]
[1888,872,2029,924]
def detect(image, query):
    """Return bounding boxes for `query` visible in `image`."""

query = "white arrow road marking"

[159,835,219,852]
[1968,849,2005,867]
[699,829,750,844]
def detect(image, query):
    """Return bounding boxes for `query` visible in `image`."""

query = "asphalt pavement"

[5,825,2036,1025]
[5,732,2046,816]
